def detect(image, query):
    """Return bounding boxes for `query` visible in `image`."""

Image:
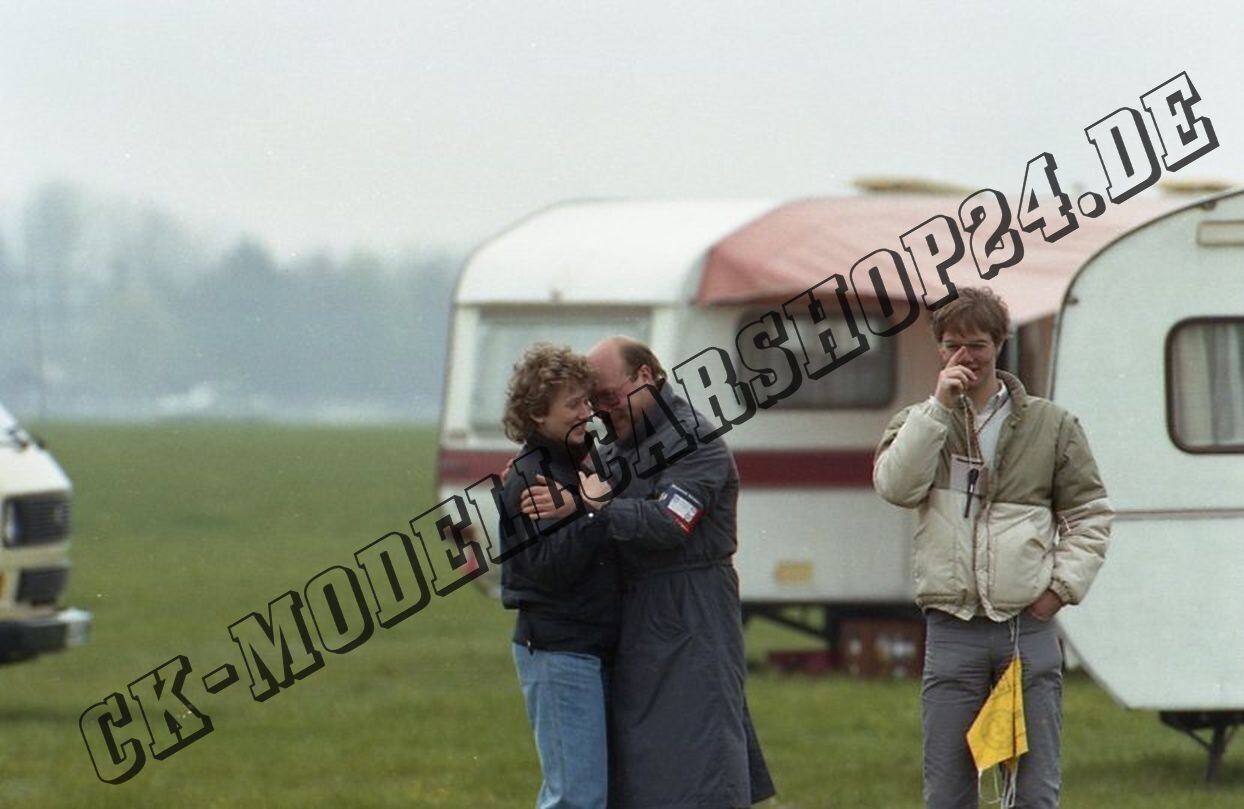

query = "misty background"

[0,181,459,422]
[3,2,1242,424]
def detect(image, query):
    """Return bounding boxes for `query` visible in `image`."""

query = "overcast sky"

[1,1,1240,258]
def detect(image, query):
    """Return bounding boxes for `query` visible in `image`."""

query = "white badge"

[950,453,987,498]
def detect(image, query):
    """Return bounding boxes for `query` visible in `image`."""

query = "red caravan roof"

[698,194,1185,323]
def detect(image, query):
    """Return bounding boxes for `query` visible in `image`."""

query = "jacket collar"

[615,379,681,450]
[523,426,586,468]
[996,370,1030,410]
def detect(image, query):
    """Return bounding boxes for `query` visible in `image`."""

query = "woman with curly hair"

[499,342,621,809]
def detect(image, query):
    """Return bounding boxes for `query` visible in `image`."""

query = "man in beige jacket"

[873,287,1112,808]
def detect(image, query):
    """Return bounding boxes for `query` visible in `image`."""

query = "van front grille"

[7,495,72,547]
[16,567,69,606]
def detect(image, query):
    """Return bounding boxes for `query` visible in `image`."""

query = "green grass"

[0,422,1239,807]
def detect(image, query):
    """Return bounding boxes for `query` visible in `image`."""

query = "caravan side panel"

[1053,193,1244,710]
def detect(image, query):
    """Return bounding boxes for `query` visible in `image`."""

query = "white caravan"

[437,194,1177,652]
[1053,188,1244,780]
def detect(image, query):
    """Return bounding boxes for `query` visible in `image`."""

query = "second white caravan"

[437,193,1179,654]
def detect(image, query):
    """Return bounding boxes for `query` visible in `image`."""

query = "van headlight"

[2,501,17,545]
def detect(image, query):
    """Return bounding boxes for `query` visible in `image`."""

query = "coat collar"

[615,379,681,450]
[996,370,1030,410]
[523,425,586,468]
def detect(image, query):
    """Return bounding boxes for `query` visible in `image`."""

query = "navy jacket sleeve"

[605,433,731,551]
[500,464,612,593]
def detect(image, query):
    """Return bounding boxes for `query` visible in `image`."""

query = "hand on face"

[934,346,979,408]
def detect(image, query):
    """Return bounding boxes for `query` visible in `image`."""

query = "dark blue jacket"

[499,429,621,660]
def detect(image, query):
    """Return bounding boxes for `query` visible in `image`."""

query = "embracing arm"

[501,471,611,592]
[604,436,730,552]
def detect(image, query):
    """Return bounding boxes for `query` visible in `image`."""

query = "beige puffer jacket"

[873,371,1112,621]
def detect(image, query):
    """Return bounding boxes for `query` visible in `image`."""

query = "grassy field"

[0,422,1239,807]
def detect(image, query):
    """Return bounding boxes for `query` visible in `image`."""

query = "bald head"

[590,336,665,383]
[586,335,624,370]
[587,335,663,439]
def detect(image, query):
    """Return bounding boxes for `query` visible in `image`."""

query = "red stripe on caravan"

[733,449,876,488]
[437,448,875,488]
[437,450,515,486]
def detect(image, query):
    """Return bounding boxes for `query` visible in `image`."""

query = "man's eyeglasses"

[940,341,994,356]
[592,371,639,408]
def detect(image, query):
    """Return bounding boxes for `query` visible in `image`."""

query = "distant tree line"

[0,182,460,422]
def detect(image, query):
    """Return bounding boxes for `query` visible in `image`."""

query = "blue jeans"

[512,643,609,809]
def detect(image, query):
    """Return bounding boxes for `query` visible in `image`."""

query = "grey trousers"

[922,610,1063,809]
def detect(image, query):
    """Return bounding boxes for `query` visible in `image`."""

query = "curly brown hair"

[502,343,596,443]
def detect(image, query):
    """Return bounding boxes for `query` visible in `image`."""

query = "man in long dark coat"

[535,336,775,809]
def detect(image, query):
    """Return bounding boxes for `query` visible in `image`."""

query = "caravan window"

[735,309,896,409]
[470,309,650,435]
[1167,318,1244,453]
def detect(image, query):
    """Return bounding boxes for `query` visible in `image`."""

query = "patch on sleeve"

[657,483,704,535]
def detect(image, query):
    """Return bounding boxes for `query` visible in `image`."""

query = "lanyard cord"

[964,399,982,463]
[963,387,1008,464]
[962,388,1006,519]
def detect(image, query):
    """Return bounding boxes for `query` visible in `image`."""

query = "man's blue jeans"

[512,643,609,809]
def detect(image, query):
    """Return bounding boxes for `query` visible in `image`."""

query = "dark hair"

[930,287,1010,346]
[502,343,595,443]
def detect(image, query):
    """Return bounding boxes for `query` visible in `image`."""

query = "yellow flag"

[966,654,1028,773]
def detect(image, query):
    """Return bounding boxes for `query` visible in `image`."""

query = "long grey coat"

[601,384,774,808]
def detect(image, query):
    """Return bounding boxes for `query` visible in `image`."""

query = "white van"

[1052,188,1244,780]
[0,402,91,663]
[437,194,1177,655]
